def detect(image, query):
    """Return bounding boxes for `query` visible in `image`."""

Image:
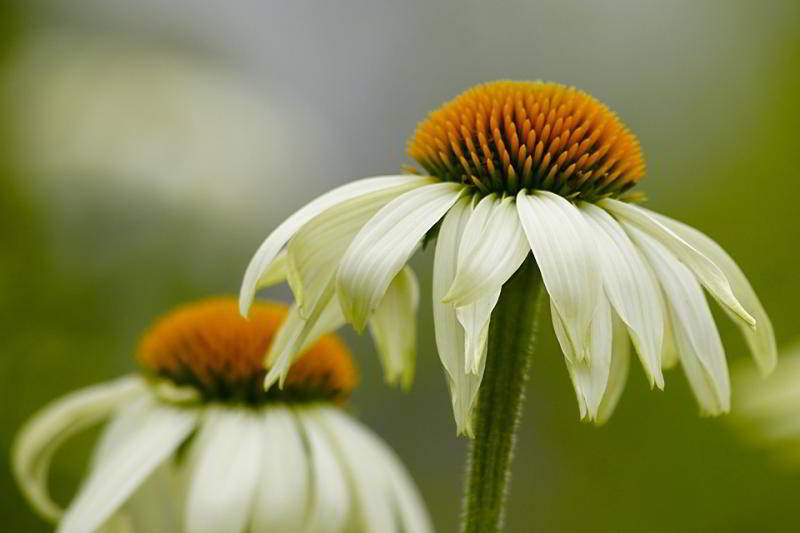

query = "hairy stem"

[461,257,544,533]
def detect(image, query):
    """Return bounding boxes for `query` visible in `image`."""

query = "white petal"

[250,407,311,532]
[368,266,420,389]
[240,174,434,315]
[444,195,530,306]
[263,284,344,389]
[581,203,664,388]
[552,297,613,421]
[432,197,487,436]
[296,409,351,533]
[119,463,183,533]
[254,249,288,291]
[11,376,145,522]
[58,397,198,533]
[456,290,500,375]
[337,181,464,331]
[185,408,264,533]
[517,190,601,361]
[288,182,420,318]
[644,208,776,375]
[596,311,632,425]
[314,408,398,533]
[629,226,731,415]
[315,407,432,533]
[600,198,755,328]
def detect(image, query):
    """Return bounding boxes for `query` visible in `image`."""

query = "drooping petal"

[368,266,420,389]
[315,407,432,533]
[582,202,664,388]
[254,249,288,291]
[444,195,530,306]
[296,408,351,533]
[645,208,776,375]
[456,290,501,375]
[250,407,311,532]
[11,376,146,522]
[184,408,264,533]
[517,190,601,361]
[313,408,398,533]
[432,196,486,436]
[596,311,632,425]
[552,297,613,421]
[263,284,344,389]
[600,198,755,329]
[629,226,731,415]
[337,182,464,331]
[115,463,184,533]
[58,397,198,533]
[287,182,420,318]
[240,175,434,315]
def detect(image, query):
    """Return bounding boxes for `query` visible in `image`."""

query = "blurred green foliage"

[2,2,800,532]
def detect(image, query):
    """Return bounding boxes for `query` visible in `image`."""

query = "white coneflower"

[732,342,800,464]
[12,298,431,533]
[240,81,776,433]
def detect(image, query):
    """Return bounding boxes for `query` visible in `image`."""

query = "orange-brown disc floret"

[137,297,357,404]
[408,81,646,201]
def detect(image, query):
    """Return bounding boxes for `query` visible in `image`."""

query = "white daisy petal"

[600,198,755,329]
[629,226,731,415]
[368,266,420,389]
[456,290,501,375]
[297,409,351,533]
[263,284,344,389]
[444,195,530,306]
[118,464,183,533]
[314,408,398,533]
[552,297,612,421]
[661,296,680,370]
[239,174,434,316]
[645,208,776,375]
[596,311,632,425]
[185,408,264,533]
[11,376,146,522]
[250,407,311,532]
[517,190,601,361]
[432,197,487,436]
[254,249,288,291]
[288,182,421,318]
[337,181,464,331]
[58,397,198,533]
[316,407,432,533]
[582,202,664,388]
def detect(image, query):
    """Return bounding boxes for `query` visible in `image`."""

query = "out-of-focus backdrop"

[2,1,799,531]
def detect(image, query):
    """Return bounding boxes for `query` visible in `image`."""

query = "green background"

[2,1,799,531]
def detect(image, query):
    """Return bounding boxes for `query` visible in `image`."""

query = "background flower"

[13,298,431,533]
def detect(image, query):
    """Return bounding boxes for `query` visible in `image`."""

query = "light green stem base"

[461,257,544,533]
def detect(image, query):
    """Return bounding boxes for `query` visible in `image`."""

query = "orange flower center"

[408,80,645,201]
[137,297,357,404]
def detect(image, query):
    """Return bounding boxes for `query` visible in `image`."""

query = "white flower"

[240,81,776,436]
[731,342,800,464]
[12,298,431,533]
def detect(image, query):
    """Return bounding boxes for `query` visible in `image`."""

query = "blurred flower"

[12,298,431,533]
[240,81,776,436]
[5,30,335,224]
[732,343,800,464]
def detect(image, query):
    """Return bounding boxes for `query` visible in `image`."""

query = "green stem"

[461,257,545,533]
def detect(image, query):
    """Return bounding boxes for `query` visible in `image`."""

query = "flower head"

[13,298,431,533]
[240,80,776,436]
[408,81,645,201]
